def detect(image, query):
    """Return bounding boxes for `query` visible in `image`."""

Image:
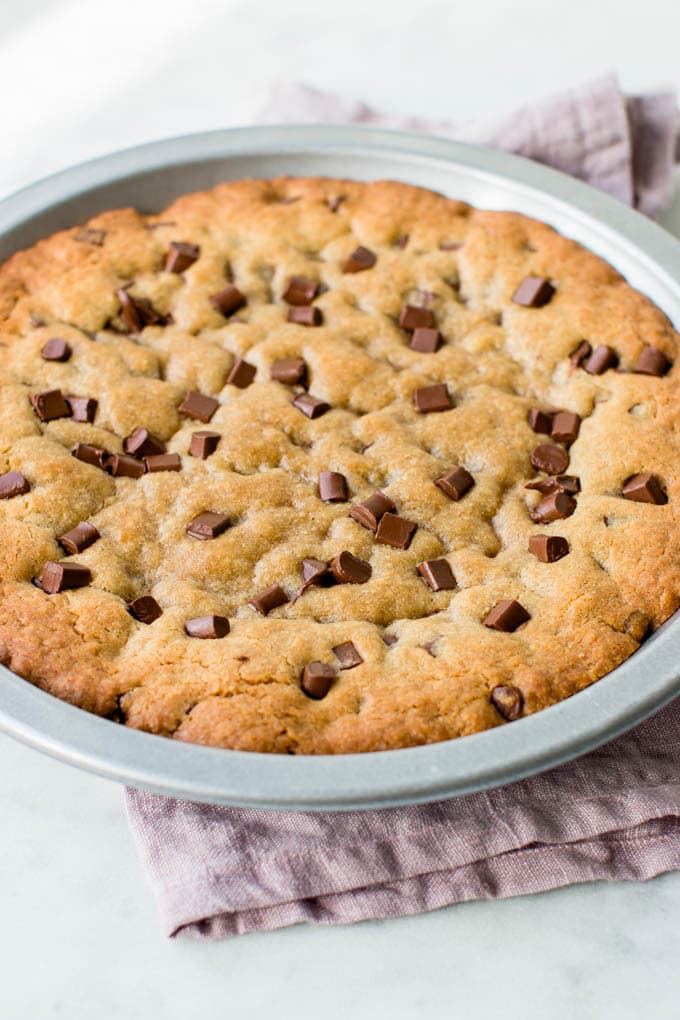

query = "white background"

[1,1,680,1017]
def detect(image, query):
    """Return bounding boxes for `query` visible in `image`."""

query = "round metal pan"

[0,125,679,810]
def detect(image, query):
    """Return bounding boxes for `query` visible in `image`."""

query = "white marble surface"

[2,1,680,1017]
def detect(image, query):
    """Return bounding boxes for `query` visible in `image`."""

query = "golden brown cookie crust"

[0,176,679,753]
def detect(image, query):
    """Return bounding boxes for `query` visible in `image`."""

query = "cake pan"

[0,124,679,810]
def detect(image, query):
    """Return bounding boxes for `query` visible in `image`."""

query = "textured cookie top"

[0,176,679,754]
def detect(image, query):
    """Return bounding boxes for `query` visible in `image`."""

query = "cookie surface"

[0,176,679,753]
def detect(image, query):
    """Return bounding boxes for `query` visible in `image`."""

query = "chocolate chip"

[283,276,319,305]
[512,276,555,308]
[41,338,71,362]
[395,234,409,250]
[30,389,70,421]
[116,289,166,332]
[528,407,554,434]
[550,411,580,446]
[621,473,667,505]
[526,474,580,495]
[165,241,200,274]
[210,285,247,318]
[319,471,348,502]
[248,584,289,615]
[435,466,475,501]
[483,600,530,632]
[58,521,100,555]
[531,444,569,475]
[270,358,307,385]
[375,512,417,549]
[287,306,322,326]
[399,305,434,331]
[583,344,618,375]
[530,490,577,522]
[349,491,396,531]
[300,662,335,700]
[410,328,441,353]
[332,642,363,669]
[327,195,346,213]
[128,594,163,624]
[226,357,256,389]
[383,632,398,646]
[185,615,230,639]
[72,443,109,469]
[179,391,219,422]
[570,340,592,368]
[634,346,671,377]
[0,470,29,499]
[106,453,145,478]
[74,227,106,246]
[189,431,220,459]
[40,561,92,594]
[417,559,456,591]
[341,246,377,273]
[124,427,166,458]
[292,393,330,418]
[300,558,333,591]
[413,383,452,413]
[490,684,524,720]
[528,534,569,563]
[144,453,181,473]
[186,511,230,540]
[66,396,97,423]
[330,551,372,584]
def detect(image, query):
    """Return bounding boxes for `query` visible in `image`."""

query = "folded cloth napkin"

[127,75,680,939]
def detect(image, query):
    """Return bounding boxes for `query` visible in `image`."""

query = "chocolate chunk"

[621,472,667,505]
[375,512,417,549]
[30,389,70,421]
[106,453,145,479]
[399,305,434,331]
[490,684,524,720]
[528,407,554,434]
[550,411,580,446]
[349,491,396,531]
[512,276,555,308]
[570,340,592,368]
[210,285,247,318]
[41,338,71,362]
[530,490,577,522]
[319,471,348,502]
[410,328,441,353]
[526,474,580,495]
[332,642,363,670]
[165,241,200,274]
[128,594,163,624]
[634,346,671,377]
[270,357,307,385]
[40,561,92,594]
[185,614,230,639]
[189,431,220,459]
[413,383,452,413]
[483,599,530,632]
[583,344,618,375]
[66,396,97,423]
[124,427,166,458]
[248,584,289,615]
[72,443,108,470]
[330,551,372,584]
[144,453,181,473]
[186,511,230,539]
[58,521,100,555]
[74,227,106,246]
[417,558,456,591]
[179,391,219,422]
[341,246,377,273]
[300,558,333,590]
[283,276,319,305]
[301,662,335,700]
[395,234,409,249]
[0,470,29,499]
[531,444,569,475]
[226,356,256,389]
[435,466,475,501]
[287,306,322,326]
[383,632,398,646]
[528,534,569,563]
[116,289,166,332]
[292,393,330,418]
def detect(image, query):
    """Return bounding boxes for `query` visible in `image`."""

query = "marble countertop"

[2,1,680,1016]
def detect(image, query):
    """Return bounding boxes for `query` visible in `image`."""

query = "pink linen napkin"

[127,75,680,938]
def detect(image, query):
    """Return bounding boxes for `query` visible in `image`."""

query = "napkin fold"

[127,75,680,938]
